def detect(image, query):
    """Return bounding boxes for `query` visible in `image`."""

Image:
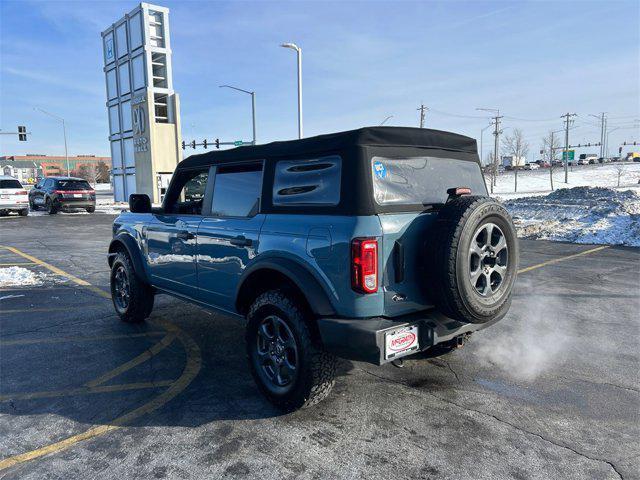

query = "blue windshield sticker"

[373,161,387,179]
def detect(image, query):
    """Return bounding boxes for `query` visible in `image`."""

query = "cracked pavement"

[0,213,638,479]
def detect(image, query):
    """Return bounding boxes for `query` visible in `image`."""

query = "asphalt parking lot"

[0,213,638,480]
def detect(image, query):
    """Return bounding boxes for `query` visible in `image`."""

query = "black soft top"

[176,126,483,215]
[180,126,478,169]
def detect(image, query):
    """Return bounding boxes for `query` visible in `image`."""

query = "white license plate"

[385,325,419,360]
[73,193,82,198]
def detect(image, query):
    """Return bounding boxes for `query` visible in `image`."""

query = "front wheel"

[110,252,154,323]
[246,290,336,411]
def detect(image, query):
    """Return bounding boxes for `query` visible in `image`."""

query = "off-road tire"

[426,195,518,324]
[110,252,154,323]
[246,290,336,411]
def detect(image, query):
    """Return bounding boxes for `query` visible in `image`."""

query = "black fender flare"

[108,233,150,283]
[235,258,336,317]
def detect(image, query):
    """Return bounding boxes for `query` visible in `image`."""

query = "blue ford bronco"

[108,127,518,410]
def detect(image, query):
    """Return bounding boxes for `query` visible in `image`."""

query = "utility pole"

[589,112,606,158]
[417,104,427,128]
[491,114,503,192]
[561,113,577,183]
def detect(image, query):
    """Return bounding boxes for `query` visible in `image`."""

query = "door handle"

[229,235,252,247]
[176,231,195,241]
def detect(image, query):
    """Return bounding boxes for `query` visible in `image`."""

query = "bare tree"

[77,164,98,186]
[542,130,561,191]
[614,163,626,187]
[502,128,529,193]
[96,161,110,183]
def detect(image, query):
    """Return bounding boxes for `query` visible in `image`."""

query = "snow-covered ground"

[0,266,61,287]
[492,162,640,200]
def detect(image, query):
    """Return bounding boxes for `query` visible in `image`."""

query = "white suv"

[0,176,29,216]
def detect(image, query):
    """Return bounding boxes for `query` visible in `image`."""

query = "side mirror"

[129,194,152,213]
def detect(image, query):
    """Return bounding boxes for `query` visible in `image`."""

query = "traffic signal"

[181,140,186,150]
[203,139,208,149]
[190,140,196,149]
[619,147,623,154]
[215,138,220,149]
[18,126,27,141]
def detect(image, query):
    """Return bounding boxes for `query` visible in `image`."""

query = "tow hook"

[455,333,471,349]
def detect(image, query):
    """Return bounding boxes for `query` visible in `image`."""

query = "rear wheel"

[110,252,154,323]
[45,198,58,215]
[19,209,28,217]
[426,196,518,324]
[246,290,336,411]
[86,206,95,213]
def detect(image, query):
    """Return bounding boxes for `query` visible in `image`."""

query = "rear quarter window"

[273,155,341,206]
[371,156,487,206]
[0,180,22,189]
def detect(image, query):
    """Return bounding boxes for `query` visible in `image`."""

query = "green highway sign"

[234,140,244,146]
[562,150,575,161]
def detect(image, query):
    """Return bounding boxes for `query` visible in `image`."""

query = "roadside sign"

[233,140,244,146]
[561,150,575,161]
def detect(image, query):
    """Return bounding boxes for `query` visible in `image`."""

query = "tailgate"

[379,211,437,317]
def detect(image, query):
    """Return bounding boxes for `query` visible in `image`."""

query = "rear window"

[273,155,341,206]
[0,179,22,189]
[55,180,92,191]
[371,156,487,206]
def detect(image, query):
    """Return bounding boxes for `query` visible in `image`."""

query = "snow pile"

[0,266,52,287]
[504,186,640,247]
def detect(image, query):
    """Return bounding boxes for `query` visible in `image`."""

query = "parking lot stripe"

[0,307,71,314]
[0,319,201,472]
[517,245,609,274]
[84,332,176,388]
[0,262,38,266]
[0,245,111,300]
[0,331,165,346]
[0,380,175,402]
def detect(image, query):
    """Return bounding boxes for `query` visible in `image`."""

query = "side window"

[211,163,262,217]
[44,179,53,189]
[165,169,209,215]
[273,155,341,206]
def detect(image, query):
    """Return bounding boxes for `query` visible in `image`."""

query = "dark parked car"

[29,177,96,214]
[108,127,519,410]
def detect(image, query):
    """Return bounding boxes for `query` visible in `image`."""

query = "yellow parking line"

[0,262,38,266]
[0,319,201,471]
[84,333,176,388]
[0,247,202,472]
[0,307,93,315]
[0,331,165,347]
[518,245,609,274]
[0,380,175,402]
[0,245,110,299]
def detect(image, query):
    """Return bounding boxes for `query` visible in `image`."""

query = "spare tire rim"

[469,222,508,297]
[256,315,298,388]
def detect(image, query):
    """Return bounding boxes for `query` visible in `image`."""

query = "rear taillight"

[351,238,378,294]
[15,190,27,195]
[53,190,65,194]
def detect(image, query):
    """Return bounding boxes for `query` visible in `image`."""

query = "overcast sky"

[1,0,638,160]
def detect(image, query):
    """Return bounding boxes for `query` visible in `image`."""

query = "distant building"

[0,155,111,183]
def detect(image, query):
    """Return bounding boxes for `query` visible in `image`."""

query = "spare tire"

[426,195,518,324]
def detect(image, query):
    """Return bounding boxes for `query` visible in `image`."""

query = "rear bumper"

[317,311,499,365]
[55,199,95,209]
[0,203,28,210]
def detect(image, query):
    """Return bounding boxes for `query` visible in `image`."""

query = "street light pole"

[35,107,70,176]
[380,115,394,126]
[281,43,303,138]
[480,123,493,165]
[219,85,257,145]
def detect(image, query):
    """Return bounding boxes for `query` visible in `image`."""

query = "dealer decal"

[389,332,417,351]
[373,161,387,179]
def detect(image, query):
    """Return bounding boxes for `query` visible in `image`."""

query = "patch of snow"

[0,294,25,300]
[0,267,57,287]
[503,186,640,247]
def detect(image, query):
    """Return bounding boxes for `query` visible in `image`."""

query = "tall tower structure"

[102,3,182,203]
